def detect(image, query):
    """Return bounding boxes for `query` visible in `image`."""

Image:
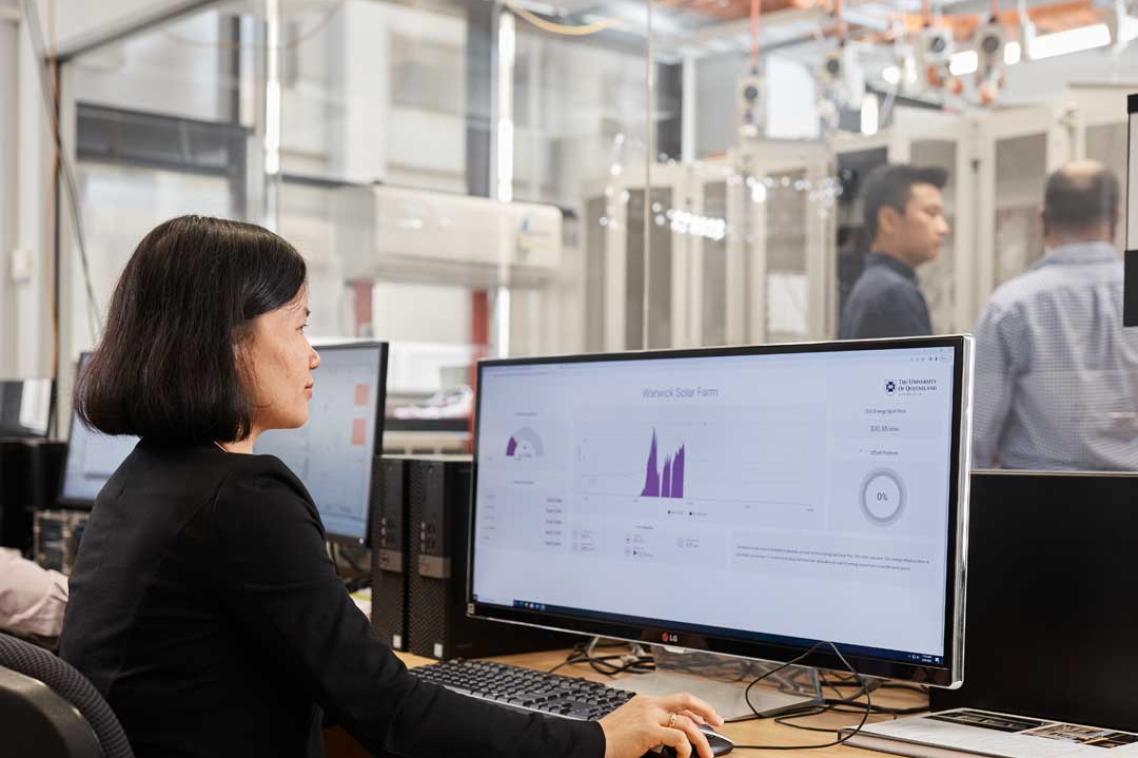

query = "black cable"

[731,641,873,752]
[548,640,655,677]
[336,544,366,574]
[330,543,370,592]
[773,704,835,733]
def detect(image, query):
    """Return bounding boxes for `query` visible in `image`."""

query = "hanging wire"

[503,0,624,37]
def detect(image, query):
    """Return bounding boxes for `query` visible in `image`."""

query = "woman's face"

[243,285,320,434]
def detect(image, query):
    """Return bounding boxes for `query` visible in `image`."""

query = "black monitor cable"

[730,640,875,752]
[330,543,370,593]
[548,638,655,677]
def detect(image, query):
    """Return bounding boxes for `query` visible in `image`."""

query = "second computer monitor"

[470,336,973,687]
[59,354,139,507]
[255,341,387,545]
[61,344,388,543]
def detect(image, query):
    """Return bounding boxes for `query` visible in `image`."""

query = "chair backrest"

[0,633,133,758]
[0,665,101,758]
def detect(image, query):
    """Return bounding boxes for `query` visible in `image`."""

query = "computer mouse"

[650,724,735,757]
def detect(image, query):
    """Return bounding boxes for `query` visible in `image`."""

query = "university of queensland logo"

[885,380,897,394]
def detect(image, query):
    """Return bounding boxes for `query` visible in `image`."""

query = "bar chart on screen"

[571,403,827,530]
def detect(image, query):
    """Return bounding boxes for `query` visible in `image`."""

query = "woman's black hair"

[76,215,307,445]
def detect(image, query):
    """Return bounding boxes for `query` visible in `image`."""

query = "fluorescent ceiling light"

[1004,40,1022,65]
[1028,23,1111,60]
[949,50,978,76]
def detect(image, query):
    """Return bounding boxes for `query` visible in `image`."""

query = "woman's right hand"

[598,692,724,758]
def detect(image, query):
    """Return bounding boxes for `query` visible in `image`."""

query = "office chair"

[0,633,133,758]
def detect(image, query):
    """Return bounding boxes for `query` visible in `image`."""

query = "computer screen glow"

[472,344,961,668]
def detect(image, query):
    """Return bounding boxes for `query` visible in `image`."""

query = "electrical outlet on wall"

[9,247,32,283]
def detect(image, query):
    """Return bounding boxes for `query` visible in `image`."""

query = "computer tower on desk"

[371,456,410,650]
[931,471,1138,731]
[406,456,571,660]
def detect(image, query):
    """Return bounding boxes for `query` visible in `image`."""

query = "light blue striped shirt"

[972,241,1138,471]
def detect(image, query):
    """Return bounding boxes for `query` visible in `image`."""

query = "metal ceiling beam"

[52,0,221,63]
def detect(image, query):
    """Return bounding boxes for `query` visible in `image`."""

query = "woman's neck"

[218,429,260,454]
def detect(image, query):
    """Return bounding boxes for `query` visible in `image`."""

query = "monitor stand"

[612,643,823,722]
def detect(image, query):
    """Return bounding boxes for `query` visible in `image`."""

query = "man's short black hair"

[76,215,307,446]
[1043,163,1120,234]
[861,163,948,243]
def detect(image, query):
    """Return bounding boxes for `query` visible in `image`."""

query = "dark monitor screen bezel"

[467,336,972,687]
[57,343,390,544]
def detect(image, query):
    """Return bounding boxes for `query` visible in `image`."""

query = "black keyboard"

[410,659,635,721]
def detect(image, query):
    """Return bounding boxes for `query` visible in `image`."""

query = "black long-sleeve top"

[60,441,605,758]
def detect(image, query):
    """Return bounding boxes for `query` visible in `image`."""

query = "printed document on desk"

[839,708,1138,757]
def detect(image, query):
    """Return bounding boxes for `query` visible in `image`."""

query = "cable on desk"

[330,543,371,593]
[730,641,874,752]
[548,639,656,677]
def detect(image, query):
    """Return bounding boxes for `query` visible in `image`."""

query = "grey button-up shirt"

[973,241,1138,470]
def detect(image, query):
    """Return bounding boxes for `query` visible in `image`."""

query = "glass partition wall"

[51,0,1138,469]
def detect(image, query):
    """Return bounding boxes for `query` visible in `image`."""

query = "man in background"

[973,160,1138,470]
[839,164,950,339]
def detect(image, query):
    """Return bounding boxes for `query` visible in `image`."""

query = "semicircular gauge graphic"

[505,427,544,460]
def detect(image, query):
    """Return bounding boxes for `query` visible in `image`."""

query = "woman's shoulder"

[215,451,312,503]
[208,452,325,548]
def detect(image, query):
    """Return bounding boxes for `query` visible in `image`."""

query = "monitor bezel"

[467,335,972,688]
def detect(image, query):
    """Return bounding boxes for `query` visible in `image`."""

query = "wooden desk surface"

[395,648,928,756]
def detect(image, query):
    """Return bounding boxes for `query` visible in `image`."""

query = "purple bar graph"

[671,446,685,498]
[640,429,686,499]
[641,430,661,496]
[506,437,518,457]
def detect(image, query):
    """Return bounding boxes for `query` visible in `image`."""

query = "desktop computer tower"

[405,456,571,660]
[371,456,410,651]
[0,440,66,552]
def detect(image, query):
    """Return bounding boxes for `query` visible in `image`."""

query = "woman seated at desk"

[59,215,722,758]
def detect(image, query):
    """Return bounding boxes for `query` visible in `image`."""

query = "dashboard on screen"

[469,337,972,686]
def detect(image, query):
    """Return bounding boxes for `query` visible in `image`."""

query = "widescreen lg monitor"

[469,336,973,689]
[62,344,387,546]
